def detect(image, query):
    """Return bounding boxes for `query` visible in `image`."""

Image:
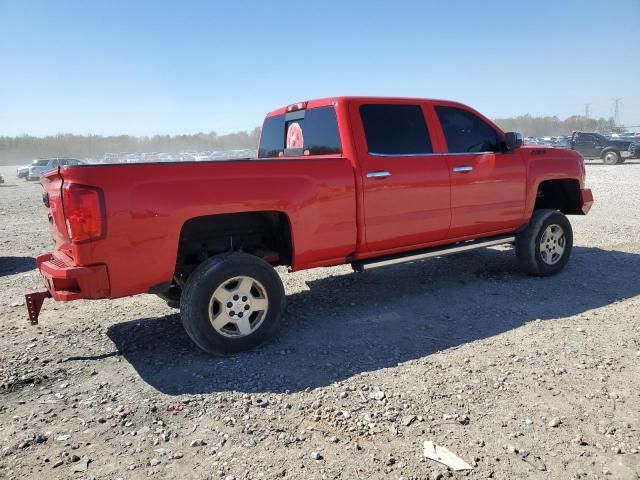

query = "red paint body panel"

[36,252,109,301]
[444,151,527,237]
[521,145,587,217]
[348,99,451,250]
[33,96,593,304]
[40,159,357,298]
[580,188,594,214]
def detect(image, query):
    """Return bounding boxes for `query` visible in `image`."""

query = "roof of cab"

[264,96,473,119]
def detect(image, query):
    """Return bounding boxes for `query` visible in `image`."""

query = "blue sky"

[1,0,638,136]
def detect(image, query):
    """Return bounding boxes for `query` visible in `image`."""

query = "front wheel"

[180,253,286,356]
[516,209,573,276]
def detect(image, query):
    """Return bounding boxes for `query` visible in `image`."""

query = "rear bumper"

[580,188,594,215]
[35,252,110,301]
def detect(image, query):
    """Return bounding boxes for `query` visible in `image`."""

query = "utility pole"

[614,98,621,127]
[584,103,590,118]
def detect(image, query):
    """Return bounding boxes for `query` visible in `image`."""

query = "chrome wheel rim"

[605,152,616,163]
[539,224,566,265]
[208,276,269,338]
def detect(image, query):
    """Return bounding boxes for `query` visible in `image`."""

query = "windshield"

[32,159,49,166]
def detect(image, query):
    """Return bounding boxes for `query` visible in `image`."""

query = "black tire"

[516,209,573,276]
[602,150,621,165]
[180,253,285,356]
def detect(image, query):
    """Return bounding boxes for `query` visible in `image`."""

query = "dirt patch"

[0,163,638,479]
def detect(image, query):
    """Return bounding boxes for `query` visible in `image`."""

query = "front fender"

[524,148,585,218]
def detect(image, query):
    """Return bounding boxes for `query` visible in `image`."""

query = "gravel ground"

[0,161,639,480]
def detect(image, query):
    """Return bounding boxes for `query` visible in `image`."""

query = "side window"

[258,106,342,158]
[577,134,596,143]
[51,159,59,167]
[258,115,285,158]
[436,106,502,153]
[59,159,68,166]
[359,104,432,155]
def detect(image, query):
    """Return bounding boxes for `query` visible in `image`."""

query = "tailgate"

[40,169,73,257]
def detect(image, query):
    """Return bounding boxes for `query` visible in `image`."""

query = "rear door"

[351,101,451,252]
[433,105,526,238]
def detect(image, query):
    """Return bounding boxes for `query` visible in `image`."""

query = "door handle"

[366,170,392,179]
[452,166,473,173]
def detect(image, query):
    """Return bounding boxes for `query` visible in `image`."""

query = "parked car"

[551,136,571,148]
[124,154,141,163]
[27,158,84,180]
[192,152,211,161]
[155,153,176,162]
[27,96,593,355]
[0,173,4,184]
[610,132,639,140]
[17,164,32,178]
[570,132,637,165]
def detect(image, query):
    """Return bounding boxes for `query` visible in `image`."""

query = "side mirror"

[504,132,523,150]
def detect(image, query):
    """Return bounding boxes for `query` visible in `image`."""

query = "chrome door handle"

[366,170,392,179]
[452,166,473,173]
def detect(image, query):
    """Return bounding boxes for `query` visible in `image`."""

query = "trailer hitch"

[25,291,51,325]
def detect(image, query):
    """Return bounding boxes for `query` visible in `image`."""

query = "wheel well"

[174,211,292,282]
[534,179,581,214]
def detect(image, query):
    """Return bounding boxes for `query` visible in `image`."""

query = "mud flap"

[25,291,51,325]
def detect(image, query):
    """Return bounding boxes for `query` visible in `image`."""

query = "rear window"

[359,104,433,155]
[258,106,342,158]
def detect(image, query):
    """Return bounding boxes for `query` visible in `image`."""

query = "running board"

[351,235,516,271]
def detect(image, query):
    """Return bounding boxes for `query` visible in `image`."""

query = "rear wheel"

[180,253,285,355]
[516,209,573,276]
[602,150,621,165]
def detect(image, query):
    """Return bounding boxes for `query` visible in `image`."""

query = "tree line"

[494,114,616,137]
[0,129,261,165]
[0,114,620,165]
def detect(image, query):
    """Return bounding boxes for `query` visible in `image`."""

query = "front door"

[433,105,526,238]
[352,102,451,252]
[574,133,601,157]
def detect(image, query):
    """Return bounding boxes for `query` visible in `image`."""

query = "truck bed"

[41,158,358,298]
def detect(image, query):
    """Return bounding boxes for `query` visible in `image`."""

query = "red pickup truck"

[27,97,593,355]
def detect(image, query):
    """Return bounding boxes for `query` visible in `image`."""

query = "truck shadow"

[0,256,36,277]
[107,246,640,395]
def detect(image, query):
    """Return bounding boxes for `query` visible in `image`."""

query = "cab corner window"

[435,106,503,153]
[258,115,286,158]
[359,104,432,155]
[258,106,342,158]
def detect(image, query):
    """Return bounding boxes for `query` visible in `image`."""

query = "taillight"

[62,184,106,243]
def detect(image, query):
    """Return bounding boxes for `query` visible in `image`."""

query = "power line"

[613,98,621,126]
